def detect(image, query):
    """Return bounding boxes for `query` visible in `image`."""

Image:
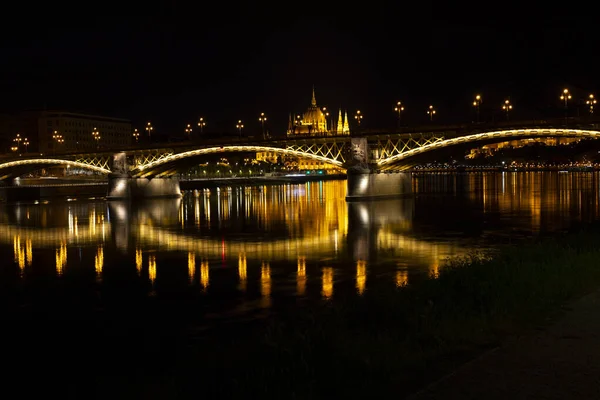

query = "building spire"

[343,110,349,134]
[337,108,343,134]
[311,85,317,107]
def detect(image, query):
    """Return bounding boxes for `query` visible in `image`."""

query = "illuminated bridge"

[2,119,600,199]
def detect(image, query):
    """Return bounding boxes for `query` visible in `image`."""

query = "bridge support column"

[106,152,182,200]
[346,172,412,201]
[344,137,412,200]
[107,176,182,200]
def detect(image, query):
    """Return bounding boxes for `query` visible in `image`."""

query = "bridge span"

[2,125,600,200]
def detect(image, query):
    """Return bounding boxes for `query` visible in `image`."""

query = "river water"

[2,172,600,324]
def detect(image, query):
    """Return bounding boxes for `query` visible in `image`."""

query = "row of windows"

[46,119,130,131]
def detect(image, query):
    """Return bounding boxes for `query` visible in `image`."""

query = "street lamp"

[427,105,436,122]
[13,133,22,153]
[92,127,101,149]
[560,88,571,123]
[145,122,153,140]
[133,128,140,143]
[502,99,513,120]
[354,110,363,127]
[322,107,330,135]
[53,130,64,154]
[185,123,193,138]
[587,94,597,115]
[236,120,244,139]
[23,138,29,153]
[258,112,267,139]
[394,101,405,128]
[197,117,206,135]
[473,94,482,123]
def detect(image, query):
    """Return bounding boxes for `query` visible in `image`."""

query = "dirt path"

[409,289,600,399]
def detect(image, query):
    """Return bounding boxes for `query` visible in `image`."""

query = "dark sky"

[1,7,598,138]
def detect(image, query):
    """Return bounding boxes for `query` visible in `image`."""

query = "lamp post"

[145,122,153,140]
[53,130,64,154]
[502,99,513,121]
[197,117,206,135]
[258,112,267,139]
[587,94,597,115]
[92,127,101,149]
[13,133,22,153]
[236,120,244,139]
[322,107,330,135]
[473,94,482,123]
[133,128,140,144]
[394,101,405,129]
[560,88,571,124]
[354,110,363,130]
[23,138,29,153]
[185,123,192,139]
[427,105,436,122]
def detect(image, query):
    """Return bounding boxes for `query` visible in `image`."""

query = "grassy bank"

[128,230,600,398]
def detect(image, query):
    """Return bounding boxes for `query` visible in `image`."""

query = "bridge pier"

[344,137,412,201]
[106,152,182,200]
[346,172,412,201]
[106,176,182,200]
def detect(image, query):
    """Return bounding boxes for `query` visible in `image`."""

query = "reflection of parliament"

[257,87,349,172]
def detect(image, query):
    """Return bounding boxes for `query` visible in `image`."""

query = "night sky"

[1,8,598,138]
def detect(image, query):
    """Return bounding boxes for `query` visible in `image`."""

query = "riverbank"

[168,227,600,398]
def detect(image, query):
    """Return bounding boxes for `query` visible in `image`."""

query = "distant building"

[286,87,350,137]
[0,110,132,154]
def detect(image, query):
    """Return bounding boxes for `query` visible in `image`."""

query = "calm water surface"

[2,172,600,323]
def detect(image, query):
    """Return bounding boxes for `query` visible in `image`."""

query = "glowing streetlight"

[197,117,206,134]
[427,105,436,122]
[560,88,571,123]
[394,101,405,128]
[145,122,153,139]
[185,123,192,138]
[473,94,482,123]
[132,128,140,143]
[502,99,513,120]
[322,107,330,135]
[23,137,29,153]
[587,94,597,115]
[354,110,363,127]
[236,120,244,139]
[258,112,267,139]
[13,133,22,152]
[92,127,101,149]
[53,130,64,154]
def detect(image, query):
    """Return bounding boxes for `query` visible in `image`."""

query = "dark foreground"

[4,227,600,399]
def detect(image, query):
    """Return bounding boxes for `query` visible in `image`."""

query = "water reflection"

[322,267,333,299]
[297,256,306,296]
[3,175,600,319]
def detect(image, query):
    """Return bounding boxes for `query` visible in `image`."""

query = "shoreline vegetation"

[170,227,600,398]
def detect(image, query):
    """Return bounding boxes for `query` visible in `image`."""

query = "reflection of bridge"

[3,124,600,199]
[0,197,466,269]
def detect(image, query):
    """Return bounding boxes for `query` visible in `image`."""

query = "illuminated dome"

[303,107,326,124]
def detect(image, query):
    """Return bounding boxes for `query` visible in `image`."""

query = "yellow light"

[322,267,333,299]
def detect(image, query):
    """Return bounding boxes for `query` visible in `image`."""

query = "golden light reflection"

[194,197,201,227]
[148,254,157,284]
[188,252,196,282]
[429,259,439,279]
[322,267,333,299]
[356,260,367,295]
[396,270,408,287]
[297,256,306,296]
[95,246,104,278]
[26,239,32,267]
[55,241,67,276]
[13,235,25,272]
[260,261,271,308]
[238,253,247,291]
[136,248,143,276]
[200,260,209,291]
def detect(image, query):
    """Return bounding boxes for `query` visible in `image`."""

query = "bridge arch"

[133,145,344,177]
[378,129,600,169]
[0,158,111,178]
